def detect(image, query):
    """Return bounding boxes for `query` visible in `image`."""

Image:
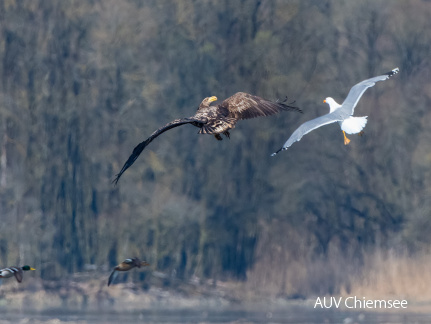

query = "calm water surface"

[1,306,431,324]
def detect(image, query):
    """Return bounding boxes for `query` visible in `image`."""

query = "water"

[1,306,430,323]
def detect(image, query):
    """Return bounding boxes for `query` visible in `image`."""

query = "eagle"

[113,92,301,184]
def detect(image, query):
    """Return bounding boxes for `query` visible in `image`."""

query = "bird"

[113,92,301,184]
[108,257,150,286]
[0,265,35,283]
[271,67,399,155]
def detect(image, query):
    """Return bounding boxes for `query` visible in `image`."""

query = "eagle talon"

[214,134,223,141]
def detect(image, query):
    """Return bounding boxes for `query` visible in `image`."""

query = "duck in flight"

[0,265,35,283]
[271,68,399,155]
[108,257,150,286]
[114,92,301,184]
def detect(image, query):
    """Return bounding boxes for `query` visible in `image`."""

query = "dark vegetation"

[0,0,430,297]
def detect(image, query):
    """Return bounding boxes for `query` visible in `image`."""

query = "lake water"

[1,306,430,323]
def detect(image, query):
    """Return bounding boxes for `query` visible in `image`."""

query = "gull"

[271,68,399,155]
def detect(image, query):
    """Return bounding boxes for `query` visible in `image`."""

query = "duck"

[108,257,150,286]
[0,265,36,283]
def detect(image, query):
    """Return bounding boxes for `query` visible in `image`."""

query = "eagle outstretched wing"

[340,67,399,116]
[113,117,205,184]
[219,92,302,120]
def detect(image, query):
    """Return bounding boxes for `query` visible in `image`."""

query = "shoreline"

[1,278,431,314]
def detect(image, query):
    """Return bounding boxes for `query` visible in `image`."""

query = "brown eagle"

[113,92,301,184]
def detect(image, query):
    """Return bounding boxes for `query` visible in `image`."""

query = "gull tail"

[341,116,368,134]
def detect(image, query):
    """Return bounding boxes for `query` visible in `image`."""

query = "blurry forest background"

[0,0,431,304]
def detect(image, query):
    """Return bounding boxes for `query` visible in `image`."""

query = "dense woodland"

[0,0,430,298]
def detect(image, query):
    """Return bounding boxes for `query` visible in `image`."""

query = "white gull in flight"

[272,67,399,155]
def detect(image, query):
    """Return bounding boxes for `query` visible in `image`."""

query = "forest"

[0,0,430,307]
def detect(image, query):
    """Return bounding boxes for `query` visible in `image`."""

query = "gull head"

[323,97,341,113]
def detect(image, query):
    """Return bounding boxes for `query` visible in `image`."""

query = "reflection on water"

[1,306,430,324]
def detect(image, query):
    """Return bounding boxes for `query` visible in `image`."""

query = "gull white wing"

[272,112,343,155]
[340,68,399,116]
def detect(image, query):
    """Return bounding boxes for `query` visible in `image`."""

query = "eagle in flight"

[113,92,301,184]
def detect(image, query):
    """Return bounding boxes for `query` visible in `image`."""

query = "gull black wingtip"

[271,147,286,156]
[387,67,400,77]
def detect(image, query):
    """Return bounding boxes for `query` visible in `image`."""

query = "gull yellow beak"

[209,96,218,102]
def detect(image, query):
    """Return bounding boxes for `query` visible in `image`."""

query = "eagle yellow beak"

[323,99,326,103]
[209,96,218,102]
